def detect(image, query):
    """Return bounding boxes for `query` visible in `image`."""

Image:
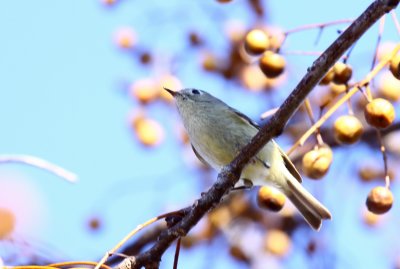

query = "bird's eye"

[192,89,200,95]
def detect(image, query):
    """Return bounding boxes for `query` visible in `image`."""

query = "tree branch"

[0,154,78,183]
[116,1,399,268]
[106,223,166,266]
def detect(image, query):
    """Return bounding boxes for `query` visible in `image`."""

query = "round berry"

[333,62,352,84]
[366,186,393,214]
[364,98,395,129]
[259,51,285,78]
[302,145,333,179]
[257,186,286,212]
[244,29,269,55]
[333,115,364,144]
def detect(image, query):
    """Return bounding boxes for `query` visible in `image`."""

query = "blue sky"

[0,1,399,268]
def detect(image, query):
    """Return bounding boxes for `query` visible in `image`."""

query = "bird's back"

[188,103,259,169]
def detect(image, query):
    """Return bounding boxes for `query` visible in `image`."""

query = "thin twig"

[284,19,354,35]
[375,130,391,188]
[10,267,59,269]
[304,98,324,146]
[365,84,374,102]
[0,154,78,183]
[172,238,181,269]
[279,19,354,50]
[371,16,386,71]
[390,10,400,35]
[345,84,355,116]
[48,261,112,269]
[368,15,386,96]
[342,43,357,64]
[314,27,324,45]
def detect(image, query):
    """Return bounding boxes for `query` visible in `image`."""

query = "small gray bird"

[165,87,332,230]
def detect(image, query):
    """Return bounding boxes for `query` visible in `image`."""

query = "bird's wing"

[229,106,303,183]
[275,142,303,183]
[227,107,261,129]
[191,144,211,167]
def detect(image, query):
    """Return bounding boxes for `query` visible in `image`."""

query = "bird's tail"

[285,175,332,231]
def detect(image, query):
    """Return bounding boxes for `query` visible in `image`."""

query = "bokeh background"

[0,1,400,268]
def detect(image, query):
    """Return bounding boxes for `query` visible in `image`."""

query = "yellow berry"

[333,62,352,84]
[259,51,285,78]
[358,166,379,182]
[390,53,400,80]
[114,27,136,49]
[0,208,15,239]
[130,79,159,104]
[244,29,269,55]
[302,145,333,179]
[201,52,219,72]
[264,229,291,257]
[319,68,335,85]
[366,186,393,214]
[329,82,347,95]
[229,245,249,262]
[208,206,231,229]
[364,98,396,129]
[333,115,364,144]
[257,186,286,212]
[132,116,164,147]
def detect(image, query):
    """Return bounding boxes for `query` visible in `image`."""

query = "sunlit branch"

[0,154,78,183]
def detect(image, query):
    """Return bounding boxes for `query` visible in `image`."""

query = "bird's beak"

[163,87,178,97]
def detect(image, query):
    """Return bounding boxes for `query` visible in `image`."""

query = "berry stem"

[364,84,373,102]
[371,16,386,71]
[390,11,400,36]
[368,16,386,98]
[304,98,325,146]
[345,84,355,116]
[376,129,391,188]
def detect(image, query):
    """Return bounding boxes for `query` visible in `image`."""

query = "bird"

[164,87,332,230]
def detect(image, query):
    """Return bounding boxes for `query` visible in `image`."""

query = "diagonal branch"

[116,1,399,268]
